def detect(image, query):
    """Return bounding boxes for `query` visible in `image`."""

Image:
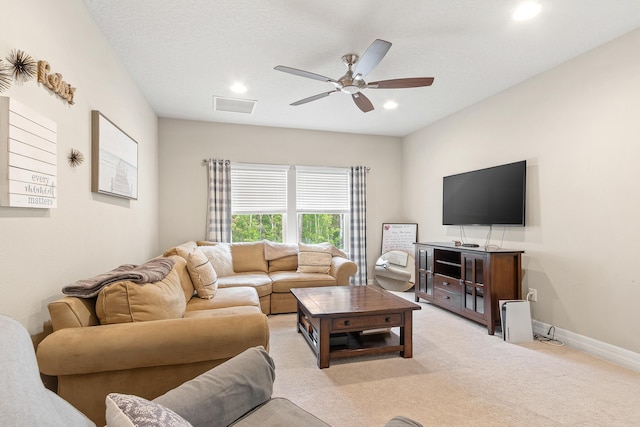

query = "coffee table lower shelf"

[298,321,404,366]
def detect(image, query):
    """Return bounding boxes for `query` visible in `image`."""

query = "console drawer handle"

[385,317,391,323]
[445,296,451,300]
[344,320,350,326]
[442,281,450,286]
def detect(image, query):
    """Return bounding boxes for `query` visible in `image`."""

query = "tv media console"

[414,242,524,335]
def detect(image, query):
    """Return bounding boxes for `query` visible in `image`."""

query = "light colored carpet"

[268,289,640,426]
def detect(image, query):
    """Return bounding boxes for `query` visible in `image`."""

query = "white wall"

[403,29,640,353]
[0,0,159,335]
[158,118,403,278]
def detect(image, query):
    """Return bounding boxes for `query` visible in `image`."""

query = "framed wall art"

[91,110,138,199]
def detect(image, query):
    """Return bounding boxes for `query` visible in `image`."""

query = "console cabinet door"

[415,245,433,299]
[461,253,488,320]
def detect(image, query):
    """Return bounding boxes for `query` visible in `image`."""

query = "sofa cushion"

[48,297,100,331]
[199,244,235,277]
[216,273,273,298]
[269,271,336,293]
[186,287,261,311]
[106,393,192,427]
[231,241,268,273]
[231,397,330,427]
[268,255,298,272]
[154,346,274,427]
[167,255,196,303]
[184,305,262,319]
[264,241,298,260]
[186,248,218,299]
[297,243,333,274]
[96,268,186,324]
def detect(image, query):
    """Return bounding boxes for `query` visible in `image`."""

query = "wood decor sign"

[37,60,76,105]
[0,96,57,208]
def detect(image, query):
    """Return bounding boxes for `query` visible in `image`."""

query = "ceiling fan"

[274,39,434,113]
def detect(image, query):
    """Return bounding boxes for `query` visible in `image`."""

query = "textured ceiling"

[82,0,640,137]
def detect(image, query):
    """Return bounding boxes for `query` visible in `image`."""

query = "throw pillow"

[199,244,234,277]
[297,242,333,274]
[162,241,198,257]
[106,393,193,427]
[185,248,218,299]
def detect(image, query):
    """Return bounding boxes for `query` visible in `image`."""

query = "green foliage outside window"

[232,214,283,242]
[232,213,344,248]
[299,213,344,248]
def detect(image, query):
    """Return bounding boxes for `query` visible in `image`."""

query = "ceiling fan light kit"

[274,39,434,113]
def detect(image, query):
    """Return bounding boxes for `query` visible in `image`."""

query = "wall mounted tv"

[442,160,526,226]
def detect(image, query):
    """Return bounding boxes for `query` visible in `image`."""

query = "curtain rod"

[201,159,369,172]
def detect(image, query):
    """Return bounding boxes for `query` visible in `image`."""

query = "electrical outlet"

[529,288,538,302]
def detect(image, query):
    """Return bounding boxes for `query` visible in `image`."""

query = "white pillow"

[199,243,234,277]
[106,393,192,427]
[297,242,333,274]
[185,247,218,299]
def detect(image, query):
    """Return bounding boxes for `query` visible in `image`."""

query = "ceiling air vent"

[213,96,257,114]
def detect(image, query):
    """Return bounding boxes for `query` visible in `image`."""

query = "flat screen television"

[442,160,526,226]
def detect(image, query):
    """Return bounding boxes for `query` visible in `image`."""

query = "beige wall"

[158,118,403,278]
[0,0,159,334]
[403,29,640,353]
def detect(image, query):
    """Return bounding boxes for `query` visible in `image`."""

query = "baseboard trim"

[532,320,640,373]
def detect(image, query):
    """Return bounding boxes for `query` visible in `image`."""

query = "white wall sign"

[381,223,418,255]
[0,97,57,208]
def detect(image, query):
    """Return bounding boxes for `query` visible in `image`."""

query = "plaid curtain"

[205,159,232,242]
[350,166,368,285]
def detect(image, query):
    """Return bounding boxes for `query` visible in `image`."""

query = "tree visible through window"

[232,213,283,242]
[299,213,344,248]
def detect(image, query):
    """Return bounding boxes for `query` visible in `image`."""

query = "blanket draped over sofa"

[61,257,175,298]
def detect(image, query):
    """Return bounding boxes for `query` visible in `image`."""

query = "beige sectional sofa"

[174,240,358,315]
[36,239,357,425]
[37,252,268,426]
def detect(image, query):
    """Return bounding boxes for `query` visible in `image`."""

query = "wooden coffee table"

[290,286,421,368]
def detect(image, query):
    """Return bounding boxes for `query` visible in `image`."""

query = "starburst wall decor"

[0,59,11,92]
[68,148,85,168]
[6,49,37,84]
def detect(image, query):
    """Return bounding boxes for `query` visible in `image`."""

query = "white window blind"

[231,164,288,214]
[296,167,349,213]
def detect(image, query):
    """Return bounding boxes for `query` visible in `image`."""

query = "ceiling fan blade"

[290,90,338,106]
[352,92,374,112]
[353,39,392,78]
[274,65,337,83]
[367,77,435,89]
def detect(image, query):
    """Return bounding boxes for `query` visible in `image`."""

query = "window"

[230,163,350,250]
[231,164,287,242]
[296,166,349,248]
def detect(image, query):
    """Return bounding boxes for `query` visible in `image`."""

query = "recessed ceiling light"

[512,1,541,21]
[230,83,247,94]
[383,101,398,110]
